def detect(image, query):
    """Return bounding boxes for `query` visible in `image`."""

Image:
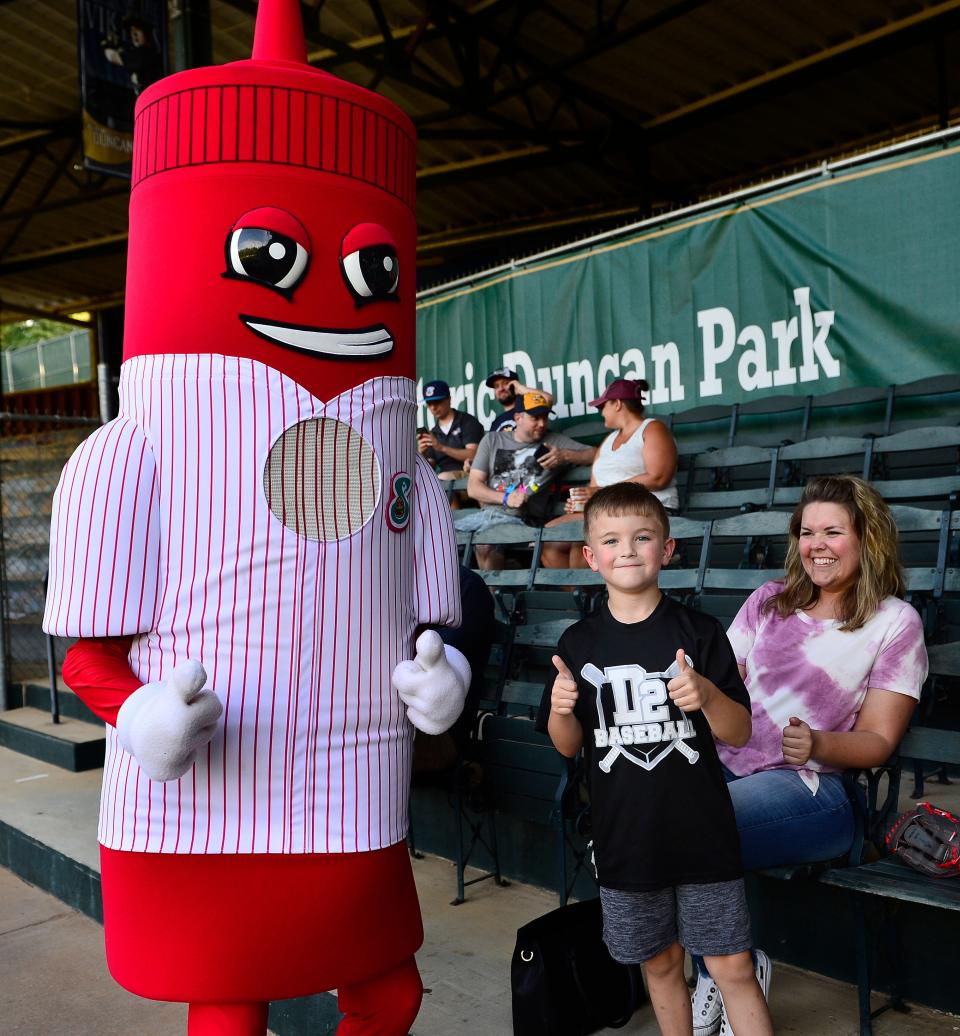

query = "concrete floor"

[2,741,960,1035]
[0,866,186,1036]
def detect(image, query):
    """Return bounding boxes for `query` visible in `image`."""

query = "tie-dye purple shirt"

[719,582,927,783]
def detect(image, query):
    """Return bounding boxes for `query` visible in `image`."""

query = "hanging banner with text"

[415,144,960,429]
[77,0,168,176]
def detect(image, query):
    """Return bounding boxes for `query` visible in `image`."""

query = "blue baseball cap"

[423,379,451,402]
[484,367,518,387]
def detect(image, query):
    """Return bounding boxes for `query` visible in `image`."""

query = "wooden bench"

[456,523,544,621]
[910,640,960,794]
[864,427,960,507]
[682,444,780,514]
[820,724,960,1036]
[695,510,790,626]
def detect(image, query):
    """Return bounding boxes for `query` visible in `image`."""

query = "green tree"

[1,319,77,351]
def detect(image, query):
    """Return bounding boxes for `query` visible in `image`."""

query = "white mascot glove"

[392,630,471,736]
[115,660,222,782]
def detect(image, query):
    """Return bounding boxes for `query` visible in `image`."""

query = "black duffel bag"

[511,897,643,1036]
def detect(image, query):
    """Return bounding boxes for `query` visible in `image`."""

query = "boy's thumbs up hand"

[667,648,712,713]
[550,655,579,716]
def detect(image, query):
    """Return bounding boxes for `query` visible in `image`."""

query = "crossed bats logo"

[582,658,700,773]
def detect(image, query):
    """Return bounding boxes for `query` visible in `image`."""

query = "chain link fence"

[0,414,98,693]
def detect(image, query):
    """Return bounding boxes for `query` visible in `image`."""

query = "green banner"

[416,144,960,429]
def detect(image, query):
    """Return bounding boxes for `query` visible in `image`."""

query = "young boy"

[546,483,773,1036]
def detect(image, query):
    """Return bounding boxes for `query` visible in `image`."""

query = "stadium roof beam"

[0,144,43,215]
[0,300,93,326]
[225,2,610,159]
[642,0,960,140]
[0,185,128,225]
[415,0,712,129]
[416,201,646,254]
[0,119,78,158]
[0,233,129,277]
[0,141,81,261]
[416,141,603,190]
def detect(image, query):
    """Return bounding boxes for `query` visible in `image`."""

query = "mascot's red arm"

[62,637,140,726]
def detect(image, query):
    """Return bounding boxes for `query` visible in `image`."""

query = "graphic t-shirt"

[556,595,750,891]
[721,581,927,789]
[472,427,586,519]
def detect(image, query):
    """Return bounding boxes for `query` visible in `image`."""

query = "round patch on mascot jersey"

[386,472,412,532]
[263,418,381,540]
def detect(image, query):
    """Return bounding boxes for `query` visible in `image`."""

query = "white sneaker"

[691,968,722,1036]
[754,948,772,1000]
[718,949,772,1035]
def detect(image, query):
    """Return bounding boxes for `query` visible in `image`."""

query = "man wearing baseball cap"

[458,391,595,568]
[484,367,555,433]
[418,379,485,486]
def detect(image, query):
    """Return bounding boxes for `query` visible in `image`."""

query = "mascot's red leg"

[336,956,422,1036]
[187,1002,269,1035]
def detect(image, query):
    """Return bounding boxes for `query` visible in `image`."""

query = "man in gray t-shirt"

[457,391,595,568]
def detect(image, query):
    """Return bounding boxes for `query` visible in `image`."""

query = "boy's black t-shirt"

[554,594,750,892]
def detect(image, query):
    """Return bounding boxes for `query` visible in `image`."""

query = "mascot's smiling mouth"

[240,315,394,358]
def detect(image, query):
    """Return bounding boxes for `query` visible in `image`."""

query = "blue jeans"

[694,766,854,976]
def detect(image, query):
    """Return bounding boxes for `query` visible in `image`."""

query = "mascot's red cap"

[123,0,417,400]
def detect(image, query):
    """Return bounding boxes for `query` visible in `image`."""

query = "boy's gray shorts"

[599,878,752,964]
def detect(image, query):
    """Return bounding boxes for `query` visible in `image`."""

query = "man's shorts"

[599,878,752,964]
[452,507,525,532]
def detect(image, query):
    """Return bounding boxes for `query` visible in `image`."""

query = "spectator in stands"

[691,474,928,1036]
[457,391,596,569]
[540,377,678,569]
[484,367,554,433]
[418,380,485,490]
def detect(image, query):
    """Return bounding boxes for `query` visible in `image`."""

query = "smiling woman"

[689,474,929,1032]
[797,500,863,610]
[540,377,678,570]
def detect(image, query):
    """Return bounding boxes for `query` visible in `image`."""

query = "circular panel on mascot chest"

[263,417,381,540]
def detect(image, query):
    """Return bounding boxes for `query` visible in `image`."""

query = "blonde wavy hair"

[765,475,905,631]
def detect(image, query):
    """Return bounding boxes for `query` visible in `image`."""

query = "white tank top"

[44,354,461,856]
[591,417,679,509]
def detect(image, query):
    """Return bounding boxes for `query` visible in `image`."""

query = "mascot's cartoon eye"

[342,245,399,302]
[228,228,309,292]
[340,223,400,305]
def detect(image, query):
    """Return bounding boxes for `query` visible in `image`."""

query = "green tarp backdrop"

[415,143,960,430]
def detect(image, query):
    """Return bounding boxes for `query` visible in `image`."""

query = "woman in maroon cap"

[541,377,678,569]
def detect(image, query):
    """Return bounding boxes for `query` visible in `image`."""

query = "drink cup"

[569,487,589,512]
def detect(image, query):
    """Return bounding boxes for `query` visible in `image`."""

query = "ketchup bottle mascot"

[42,3,468,1033]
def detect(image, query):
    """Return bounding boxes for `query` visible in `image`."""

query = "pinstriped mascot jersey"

[44,353,460,855]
